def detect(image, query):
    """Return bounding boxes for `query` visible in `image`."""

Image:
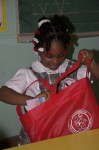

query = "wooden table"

[5,129,99,150]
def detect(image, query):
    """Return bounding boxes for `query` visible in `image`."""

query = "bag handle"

[51,54,91,96]
[16,105,23,117]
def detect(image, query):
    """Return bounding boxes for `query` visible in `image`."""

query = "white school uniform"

[5,59,88,97]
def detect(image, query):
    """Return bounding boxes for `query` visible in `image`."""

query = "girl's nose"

[53,58,59,64]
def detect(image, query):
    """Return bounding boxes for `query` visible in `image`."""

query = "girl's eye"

[46,54,53,58]
[44,50,66,58]
[43,51,53,58]
[59,51,66,57]
[59,53,64,57]
[59,50,67,57]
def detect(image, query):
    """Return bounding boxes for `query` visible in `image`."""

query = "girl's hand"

[79,49,99,80]
[79,49,93,63]
[35,91,51,100]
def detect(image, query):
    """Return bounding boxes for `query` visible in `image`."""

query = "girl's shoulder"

[65,59,87,80]
[4,67,38,93]
[66,59,76,69]
[15,67,37,81]
[12,67,34,78]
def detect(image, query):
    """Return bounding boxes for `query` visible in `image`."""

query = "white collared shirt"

[4,59,88,97]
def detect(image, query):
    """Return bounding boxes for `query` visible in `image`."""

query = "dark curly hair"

[33,15,71,52]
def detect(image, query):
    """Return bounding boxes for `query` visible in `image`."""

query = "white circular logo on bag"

[63,78,75,87]
[68,109,93,133]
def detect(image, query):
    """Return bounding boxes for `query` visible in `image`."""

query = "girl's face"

[39,40,66,70]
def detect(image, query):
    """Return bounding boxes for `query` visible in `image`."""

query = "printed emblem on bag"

[68,109,93,133]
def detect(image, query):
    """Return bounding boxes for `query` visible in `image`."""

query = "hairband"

[38,19,51,27]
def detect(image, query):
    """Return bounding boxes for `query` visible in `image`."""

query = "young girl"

[0,15,99,145]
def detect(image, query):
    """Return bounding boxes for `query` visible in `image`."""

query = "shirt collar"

[32,59,68,74]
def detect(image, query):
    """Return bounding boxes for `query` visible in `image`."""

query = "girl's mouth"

[49,65,59,70]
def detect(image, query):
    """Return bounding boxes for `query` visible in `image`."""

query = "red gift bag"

[16,56,99,142]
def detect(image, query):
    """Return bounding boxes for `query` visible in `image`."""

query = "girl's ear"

[38,51,41,56]
[38,51,43,62]
[38,55,41,62]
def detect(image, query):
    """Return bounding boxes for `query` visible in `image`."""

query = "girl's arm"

[0,86,51,105]
[0,86,33,105]
[90,59,99,80]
